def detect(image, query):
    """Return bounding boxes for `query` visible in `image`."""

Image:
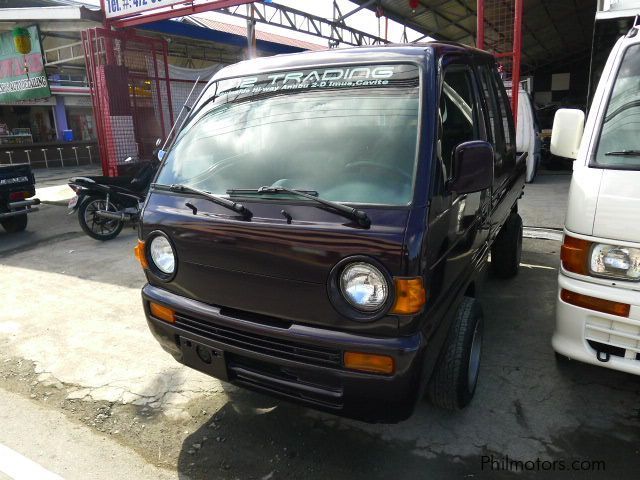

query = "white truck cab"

[551,27,640,375]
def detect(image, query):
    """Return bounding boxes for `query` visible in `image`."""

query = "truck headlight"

[590,244,640,281]
[340,262,389,311]
[149,235,176,275]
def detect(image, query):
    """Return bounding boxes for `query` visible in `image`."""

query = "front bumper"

[142,284,425,423]
[553,272,640,375]
[0,198,40,219]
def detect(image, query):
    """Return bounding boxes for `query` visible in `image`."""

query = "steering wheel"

[343,161,412,183]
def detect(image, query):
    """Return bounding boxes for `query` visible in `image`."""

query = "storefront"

[0,1,321,172]
[0,24,98,167]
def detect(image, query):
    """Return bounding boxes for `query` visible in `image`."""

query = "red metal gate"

[82,28,174,176]
[477,0,523,123]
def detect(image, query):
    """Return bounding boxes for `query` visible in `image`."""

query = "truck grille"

[585,315,640,360]
[174,314,343,368]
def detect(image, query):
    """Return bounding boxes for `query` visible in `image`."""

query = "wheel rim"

[467,319,482,392]
[84,199,120,236]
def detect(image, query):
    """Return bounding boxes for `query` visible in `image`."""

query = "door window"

[439,66,481,180]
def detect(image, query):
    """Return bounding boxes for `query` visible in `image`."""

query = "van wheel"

[491,211,522,278]
[427,297,483,410]
[1,211,28,233]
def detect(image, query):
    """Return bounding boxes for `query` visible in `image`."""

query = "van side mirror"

[448,141,494,194]
[551,108,584,159]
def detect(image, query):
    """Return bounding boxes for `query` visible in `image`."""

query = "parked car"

[135,43,526,423]
[551,27,640,375]
[0,163,40,233]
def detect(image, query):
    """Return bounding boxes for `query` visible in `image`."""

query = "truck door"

[428,61,492,299]
[476,63,517,241]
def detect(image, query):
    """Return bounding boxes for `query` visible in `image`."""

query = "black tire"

[427,297,483,410]
[1,211,28,233]
[491,211,523,278]
[78,196,124,241]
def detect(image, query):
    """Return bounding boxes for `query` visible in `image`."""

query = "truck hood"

[592,169,640,243]
[141,192,410,334]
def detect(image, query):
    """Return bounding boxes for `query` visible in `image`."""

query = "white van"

[550,27,640,375]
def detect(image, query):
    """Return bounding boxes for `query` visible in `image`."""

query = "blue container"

[62,129,74,142]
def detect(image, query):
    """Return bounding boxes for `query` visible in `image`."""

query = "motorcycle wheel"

[78,196,124,241]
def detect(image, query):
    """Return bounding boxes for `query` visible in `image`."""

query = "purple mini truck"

[135,42,525,423]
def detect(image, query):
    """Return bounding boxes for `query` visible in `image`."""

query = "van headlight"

[149,235,176,275]
[340,262,389,311]
[590,244,640,281]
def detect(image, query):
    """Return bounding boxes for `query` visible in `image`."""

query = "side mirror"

[157,150,166,161]
[448,141,494,194]
[550,108,584,159]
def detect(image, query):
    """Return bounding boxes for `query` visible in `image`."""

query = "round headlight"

[149,235,175,274]
[340,262,389,311]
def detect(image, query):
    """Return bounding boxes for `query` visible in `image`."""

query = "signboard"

[0,25,50,103]
[104,0,188,19]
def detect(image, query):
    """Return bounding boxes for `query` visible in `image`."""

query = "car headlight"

[590,243,640,281]
[340,262,389,311]
[149,235,176,275]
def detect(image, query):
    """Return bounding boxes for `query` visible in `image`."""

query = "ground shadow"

[174,242,639,479]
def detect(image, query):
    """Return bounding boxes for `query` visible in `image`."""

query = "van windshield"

[594,43,640,169]
[155,64,420,206]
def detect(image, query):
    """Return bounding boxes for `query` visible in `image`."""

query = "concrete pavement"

[0,389,176,480]
[1,167,639,479]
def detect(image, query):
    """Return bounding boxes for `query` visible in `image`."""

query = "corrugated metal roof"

[189,15,325,52]
[351,0,597,72]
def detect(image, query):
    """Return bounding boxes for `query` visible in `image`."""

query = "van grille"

[174,314,342,368]
[585,315,640,360]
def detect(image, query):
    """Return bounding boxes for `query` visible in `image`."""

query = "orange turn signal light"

[150,302,176,323]
[344,351,395,375]
[391,277,426,314]
[560,235,591,275]
[134,240,149,269]
[560,289,630,318]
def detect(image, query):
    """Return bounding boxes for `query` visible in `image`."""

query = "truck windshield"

[594,43,640,169]
[155,64,420,206]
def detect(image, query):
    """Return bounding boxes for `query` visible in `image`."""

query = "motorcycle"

[68,155,158,241]
[69,78,200,241]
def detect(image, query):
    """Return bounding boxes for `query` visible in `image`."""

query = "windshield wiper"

[604,150,640,156]
[227,186,370,228]
[153,183,252,218]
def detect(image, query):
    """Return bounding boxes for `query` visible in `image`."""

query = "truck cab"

[551,27,640,374]
[137,43,525,423]
[0,163,40,233]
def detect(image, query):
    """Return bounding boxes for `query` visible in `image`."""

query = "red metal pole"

[511,0,524,127]
[477,0,485,50]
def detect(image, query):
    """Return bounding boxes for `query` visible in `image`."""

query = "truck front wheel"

[490,211,523,278]
[427,296,483,410]
[1,212,28,233]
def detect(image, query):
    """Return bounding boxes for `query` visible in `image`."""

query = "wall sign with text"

[104,0,189,19]
[0,25,50,103]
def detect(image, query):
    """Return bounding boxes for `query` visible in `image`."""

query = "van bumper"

[142,284,425,423]
[552,272,640,376]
